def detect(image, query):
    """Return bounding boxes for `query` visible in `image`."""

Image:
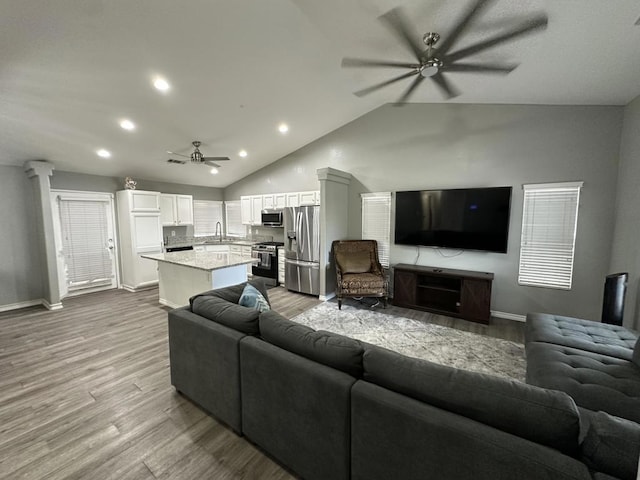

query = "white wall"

[610,94,640,329]
[225,103,624,321]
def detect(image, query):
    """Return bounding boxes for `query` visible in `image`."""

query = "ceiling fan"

[341,0,548,103]
[166,141,231,170]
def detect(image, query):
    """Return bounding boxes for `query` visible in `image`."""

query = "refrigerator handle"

[296,211,304,253]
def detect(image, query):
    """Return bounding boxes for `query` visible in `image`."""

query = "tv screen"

[394,186,512,253]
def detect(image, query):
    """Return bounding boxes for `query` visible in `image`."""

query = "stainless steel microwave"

[261,209,283,227]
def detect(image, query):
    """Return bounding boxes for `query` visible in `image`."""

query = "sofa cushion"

[239,284,270,313]
[189,278,270,308]
[525,313,637,360]
[259,310,364,377]
[336,250,371,274]
[362,345,581,456]
[191,295,260,335]
[580,411,640,480]
[633,339,640,368]
[526,341,640,423]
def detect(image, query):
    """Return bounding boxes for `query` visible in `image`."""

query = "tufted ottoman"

[526,341,640,423]
[525,313,637,360]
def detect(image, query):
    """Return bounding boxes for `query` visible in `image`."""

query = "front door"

[51,190,118,298]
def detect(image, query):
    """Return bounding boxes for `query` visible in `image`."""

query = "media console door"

[392,264,493,324]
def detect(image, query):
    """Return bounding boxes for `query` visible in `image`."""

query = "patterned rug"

[292,301,526,381]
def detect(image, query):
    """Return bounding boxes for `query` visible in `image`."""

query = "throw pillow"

[336,250,371,274]
[239,284,270,313]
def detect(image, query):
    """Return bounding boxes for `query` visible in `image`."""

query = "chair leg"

[383,297,387,308]
[338,298,342,310]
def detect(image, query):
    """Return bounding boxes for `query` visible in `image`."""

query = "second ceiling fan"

[342,0,548,102]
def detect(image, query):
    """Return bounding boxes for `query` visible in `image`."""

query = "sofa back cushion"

[580,411,640,480]
[362,345,581,457]
[191,295,260,335]
[633,339,640,368]
[189,278,270,308]
[259,310,364,377]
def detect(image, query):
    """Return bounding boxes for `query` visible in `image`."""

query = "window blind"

[361,192,391,268]
[58,197,113,290]
[193,200,223,237]
[518,182,583,290]
[225,200,245,237]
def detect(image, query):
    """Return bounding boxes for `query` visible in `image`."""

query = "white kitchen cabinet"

[241,195,264,225]
[274,193,287,209]
[286,192,300,207]
[116,190,163,291]
[299,190,319,205]
[205,244,229,253]
[230,244,253,275]
[278,246,285,285]
[160,194,193,226]
[262,194,275,209]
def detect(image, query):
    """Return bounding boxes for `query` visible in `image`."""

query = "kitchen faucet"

[215,221,223,242]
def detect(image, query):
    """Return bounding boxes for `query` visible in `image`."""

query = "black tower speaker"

[601,272,628,326]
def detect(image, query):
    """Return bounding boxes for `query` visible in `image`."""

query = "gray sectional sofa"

[168,281,640,480]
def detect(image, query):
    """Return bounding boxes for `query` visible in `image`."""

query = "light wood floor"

[0,286,522,479]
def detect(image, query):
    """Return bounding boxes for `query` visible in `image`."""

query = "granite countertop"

[141,251,257,272]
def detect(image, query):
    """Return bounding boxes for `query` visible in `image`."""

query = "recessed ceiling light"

[153,76,170,92]
[278,123,289,134]
[210,167,219,175]
[238,149,248,158]
[119,119,136,131]
[97,149,111,158]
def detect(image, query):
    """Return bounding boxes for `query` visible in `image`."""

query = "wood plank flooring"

[0,286,522,479]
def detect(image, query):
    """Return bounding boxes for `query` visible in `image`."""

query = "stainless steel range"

[251,241,284,286]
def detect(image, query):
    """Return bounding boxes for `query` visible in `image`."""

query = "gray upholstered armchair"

[332,240,388,310]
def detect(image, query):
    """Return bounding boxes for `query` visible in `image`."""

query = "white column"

[317,167,352,300]
[24,161,62,310]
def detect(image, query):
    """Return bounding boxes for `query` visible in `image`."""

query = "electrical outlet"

[171,230,176,237]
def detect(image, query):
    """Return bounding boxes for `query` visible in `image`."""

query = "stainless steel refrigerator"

[284,205,320,295]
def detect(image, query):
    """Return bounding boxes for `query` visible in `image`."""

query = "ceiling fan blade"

[442,62,517,74]
[342,57,420,69]
[379,7,425,61]
[204,160,221,168]
[446,14,548,62]
[430,73,460,99]
[395,75,425,104]
[353,70,418,97]
[436,0,495,56]
[202,156,231,162]
[167,150,189,158]
[167,158,187,165]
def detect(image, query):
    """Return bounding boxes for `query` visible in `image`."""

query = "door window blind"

[518,182,583,289]
[225,200,245,237]
[58,197,113,290]
[193,200,223,237]
[361,192,391,268]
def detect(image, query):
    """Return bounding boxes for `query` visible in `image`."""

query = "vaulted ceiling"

[1,0,639,188]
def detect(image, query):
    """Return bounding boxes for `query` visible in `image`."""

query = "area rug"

[292,301,526,381]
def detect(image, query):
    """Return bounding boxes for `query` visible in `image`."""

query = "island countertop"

[141,251,257,272]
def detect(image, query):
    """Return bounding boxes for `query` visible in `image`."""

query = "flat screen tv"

[394,186,512,253]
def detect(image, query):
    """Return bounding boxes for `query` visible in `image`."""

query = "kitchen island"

[141,250,257,308]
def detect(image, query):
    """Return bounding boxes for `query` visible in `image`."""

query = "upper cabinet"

[129,190,160,212]
[160,194,193,226]
[240,190,320,225]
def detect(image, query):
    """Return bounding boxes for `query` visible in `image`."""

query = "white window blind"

[58,197,113,290]
[225,200,245,237]
[361,192,391,268]
[518,182,583,290]
[193,200,223,237]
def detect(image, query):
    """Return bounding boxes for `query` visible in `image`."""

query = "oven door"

[252,250,277,278]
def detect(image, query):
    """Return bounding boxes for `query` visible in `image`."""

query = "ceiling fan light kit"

[166,140,231,170]
[342,0,548,103]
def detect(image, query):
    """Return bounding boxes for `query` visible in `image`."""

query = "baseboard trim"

[42,299,64,311]
[0,299,44,312]
[492,310,526,323]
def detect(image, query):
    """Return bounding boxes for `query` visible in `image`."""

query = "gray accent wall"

[0,165,44,306]
[225,104,624,321]
[610,94,640,330]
